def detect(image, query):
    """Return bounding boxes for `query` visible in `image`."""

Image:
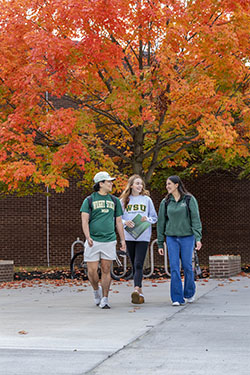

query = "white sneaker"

[93,286,103,306]
[186,295,195,303]
[172,301,186,306]
[99,297,110,309]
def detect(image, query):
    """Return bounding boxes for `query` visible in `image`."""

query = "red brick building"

[0,171,249,267]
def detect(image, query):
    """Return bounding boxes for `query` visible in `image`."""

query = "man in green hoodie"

[157,175,202,306]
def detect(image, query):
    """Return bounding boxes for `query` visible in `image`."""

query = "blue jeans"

[167,235,195,303]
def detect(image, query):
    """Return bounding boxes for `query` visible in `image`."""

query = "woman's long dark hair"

[166,175,189,199]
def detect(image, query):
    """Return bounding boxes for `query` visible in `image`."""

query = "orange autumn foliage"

[0,0,250,192]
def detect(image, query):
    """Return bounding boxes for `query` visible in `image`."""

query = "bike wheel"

[70,251,87,280]
[111,266,133,281]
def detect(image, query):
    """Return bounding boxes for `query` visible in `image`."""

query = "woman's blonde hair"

[120,174,150,209]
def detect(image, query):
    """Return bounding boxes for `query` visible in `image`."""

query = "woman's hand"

[125,220,135,228]
[140,216,147,222]
[120,240,126,252]
[195,241,202,250]
[158,248,164,256]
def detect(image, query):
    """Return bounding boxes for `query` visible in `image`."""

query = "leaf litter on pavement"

[0,265,249,290]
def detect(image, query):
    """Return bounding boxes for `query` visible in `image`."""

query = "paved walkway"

[0,275,249,374]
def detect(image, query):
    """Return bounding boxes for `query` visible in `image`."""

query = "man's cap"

[93,171,116,184]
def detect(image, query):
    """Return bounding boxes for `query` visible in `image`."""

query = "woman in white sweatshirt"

[120,175,157,304]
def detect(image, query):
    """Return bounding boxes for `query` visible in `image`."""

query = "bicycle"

[70,249,133,281]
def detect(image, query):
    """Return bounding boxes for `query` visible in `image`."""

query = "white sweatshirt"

[121,195,158,242]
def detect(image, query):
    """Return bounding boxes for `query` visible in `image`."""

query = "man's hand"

[86,237,93,247]
[195,241,202,251]
[120,240,126,252]
[158,248,164,256]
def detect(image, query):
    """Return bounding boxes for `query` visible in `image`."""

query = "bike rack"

[144,239,171,278]
[71,237,84,259]
[111,252,128,278]
[70,238,171,278]
[70,239,129,279]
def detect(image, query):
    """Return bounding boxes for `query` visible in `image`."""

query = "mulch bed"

[13,266,209,281]
[13,264,250,282]
[14,269,72,281]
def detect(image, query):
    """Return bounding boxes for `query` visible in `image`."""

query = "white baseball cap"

[93,171,116,184]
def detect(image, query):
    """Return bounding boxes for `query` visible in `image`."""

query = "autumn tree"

[0,0,250,193]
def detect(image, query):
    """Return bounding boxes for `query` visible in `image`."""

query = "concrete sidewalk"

[0,275,249,374]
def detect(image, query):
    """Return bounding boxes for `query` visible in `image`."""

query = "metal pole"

[45,91,50,267]
[46,186,50,267]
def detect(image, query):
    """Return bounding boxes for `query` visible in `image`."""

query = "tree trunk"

[132,126,144,177]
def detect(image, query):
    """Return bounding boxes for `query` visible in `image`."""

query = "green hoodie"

[157,194,202,248]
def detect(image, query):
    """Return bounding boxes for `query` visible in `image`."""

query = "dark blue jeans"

[167,235,195,303]
[126,241,149,288]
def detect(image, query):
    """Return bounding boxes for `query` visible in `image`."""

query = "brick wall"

[0,172,250,267]
[209,255,241,278]
[151,172,250,266]
[0,260,14,282]
[0,183,84,267]
[183,173,249,265]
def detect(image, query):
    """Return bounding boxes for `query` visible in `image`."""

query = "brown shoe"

[131,291,140,304]
[139,294,145,304]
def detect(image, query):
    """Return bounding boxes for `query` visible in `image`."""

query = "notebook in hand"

[125,214,150,240]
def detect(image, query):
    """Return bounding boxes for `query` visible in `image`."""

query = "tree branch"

[101,140,131,163]
[110,34,135,75]
[84,103,134,136]
[98,68,113,93]
[154,139,201,168]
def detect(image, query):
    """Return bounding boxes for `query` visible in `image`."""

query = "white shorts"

[84,240,117,262]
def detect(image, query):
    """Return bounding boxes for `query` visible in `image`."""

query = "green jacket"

[157,194,202,248]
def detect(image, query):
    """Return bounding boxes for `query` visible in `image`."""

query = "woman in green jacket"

[157,175,202,306]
